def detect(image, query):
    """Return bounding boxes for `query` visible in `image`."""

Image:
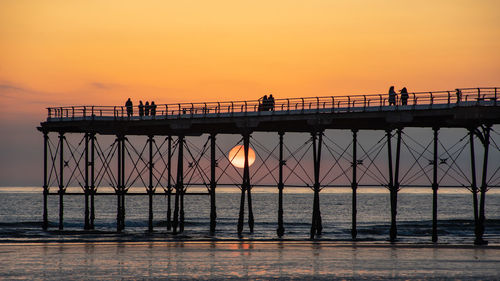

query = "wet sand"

[0,241,499,280]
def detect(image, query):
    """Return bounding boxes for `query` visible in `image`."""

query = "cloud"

[0,83,27,93]
[89,82,118,90]
[0,80,56,99]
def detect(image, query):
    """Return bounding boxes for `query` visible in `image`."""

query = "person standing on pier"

[400,87,409,105]
[388,86,397,106]
[259,95,268,111]
[150,101,157,116]
[268,94,275,111]
[455,89,462,103]
[138,101,144,117]
[125,98,133,117]
[145,101,150,116]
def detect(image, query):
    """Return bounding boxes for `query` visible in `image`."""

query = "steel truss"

[41,126,499,243]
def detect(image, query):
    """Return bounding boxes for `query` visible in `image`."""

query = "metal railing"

[47,87,498,121]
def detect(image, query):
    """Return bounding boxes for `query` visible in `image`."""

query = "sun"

[229,145,256,168]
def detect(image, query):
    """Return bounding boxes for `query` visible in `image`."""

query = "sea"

[1,186,499,280]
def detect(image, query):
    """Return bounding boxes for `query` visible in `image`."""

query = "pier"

[38,87,500,244]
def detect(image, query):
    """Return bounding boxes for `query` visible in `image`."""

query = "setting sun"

[229,145,256,169]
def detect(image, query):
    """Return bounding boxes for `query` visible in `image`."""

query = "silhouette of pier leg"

[179,138,186,234]
[247,185,254,233]
[58,132,65,230]
[166,136,172,231]
[351,129,358,240]
[84,133,90,230]
[90,133,95,229]
[42,131,49,230]
[432,128,439,242]
[476,125,491,245]
[237,183,246,236]
[469,128,480,243]
[238,133,251,236]
[116,135,122,232]
[386,130,397,242]
[120,136,126,231]
[393,128,402,242]
[277,132,285,237]
[180,186,185,233]
[247,135,255,233]
[173,135,184,234]
[310,131,323,239]
[209,133,217,235]
[148,135,154,232]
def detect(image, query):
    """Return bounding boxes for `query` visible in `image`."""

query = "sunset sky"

[0,0,499,185]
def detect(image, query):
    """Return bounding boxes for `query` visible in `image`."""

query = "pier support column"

[310,131,323,239]
[116,135,127,232]
[166,136,172,231]
[42,131,49,230]
[84,133,90,230]
[237,133,251,236]
[148,135,155,232]
[385,129,403,242]
[393,128,402,242]
[173,135,184,234]
[351,129,358,240]
[247,146,254,234]
[121,136,126,231]
[469,128,480,243]
[209,133,217,235]
[386,130,397,242]
[277,132,285,237]
[90,133,95,229]
[476,125,491,245]
[180,139,186,234]
[432,127,439,242]
[58,132,65,230]
[116,135,122,232]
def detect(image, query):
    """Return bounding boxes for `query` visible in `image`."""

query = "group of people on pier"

[126,87,418,117]
[388,86,409,106]
[259,94,275,111]
[125,98,157,117]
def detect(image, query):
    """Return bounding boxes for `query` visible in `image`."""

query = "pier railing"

[47,87,498,120]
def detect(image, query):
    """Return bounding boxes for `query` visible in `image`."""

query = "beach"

[1,241,499,280]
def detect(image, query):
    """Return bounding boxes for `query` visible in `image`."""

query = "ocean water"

[1,187,499,244]
[1,187,500,279]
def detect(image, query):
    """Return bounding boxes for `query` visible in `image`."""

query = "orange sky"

[0,0,499,186]
[1,0,499,118]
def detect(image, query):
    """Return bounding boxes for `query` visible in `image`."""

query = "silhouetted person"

[151,101,157,116]
[400,87,408,105]
[455,89,462,103]
[268,94,275,111]
[125,98,133,117]
[145,101,150,116]
[138,101,144,117]
[260,95,268,111]
[388,86,396,106]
